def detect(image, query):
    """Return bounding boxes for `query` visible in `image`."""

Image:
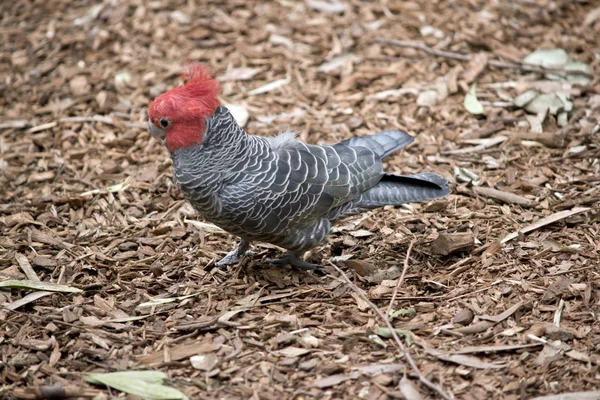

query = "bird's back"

[215,130,415,239]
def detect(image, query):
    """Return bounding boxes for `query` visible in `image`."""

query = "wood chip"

[431,233,474,255]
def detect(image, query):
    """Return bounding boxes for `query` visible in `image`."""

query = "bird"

[148,64,450,270]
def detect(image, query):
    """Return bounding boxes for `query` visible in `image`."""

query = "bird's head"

[148,64,220,152]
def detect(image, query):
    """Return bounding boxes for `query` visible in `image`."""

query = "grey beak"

[148,120,166,141]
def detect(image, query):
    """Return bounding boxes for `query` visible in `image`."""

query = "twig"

[327,261,452,400]
[387,240,415,313]
[373,38,594,80]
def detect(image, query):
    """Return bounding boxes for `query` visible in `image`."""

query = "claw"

[215,239,252,266]
[270,252,321,270]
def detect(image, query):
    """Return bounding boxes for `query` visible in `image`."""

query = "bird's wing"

[252,140,383,231]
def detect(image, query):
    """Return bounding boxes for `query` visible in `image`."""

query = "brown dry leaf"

[566,350,590,363]
[479,301,524,323]
[15,253,40,281]
[79,316,105,326]
[453,343,542,355]
[531,393,600,400]
[275,346,313,358]
[343,259,377,277]
[1,212,35,227]
[534,341,566,366]
[139,342,221,365]
[190,353,219,371]
[502,207,591,243]
[461,52,488,84]
[350,292,370,311]
[352,363,404,377]
[312,372,359,388]
[348,229,374,238]
[424,346,507,369]
[399,376,424,400]
[3,291,53,310]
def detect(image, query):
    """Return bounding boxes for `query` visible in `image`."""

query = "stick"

[388,240,414,313]
[373,39,594,80]
[327,261,452,400]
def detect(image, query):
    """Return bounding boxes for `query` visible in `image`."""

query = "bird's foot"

[216,249,254,266]
[270,252,321,271]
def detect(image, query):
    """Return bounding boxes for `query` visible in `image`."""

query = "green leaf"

[513,90,540,108]
[525,93,567,115]
[368,334,388,348]
[375,327,413,346]
[0,280,82,293]
[388,307,416,321]
[84,371,188,400]
[564,61,592,85]
[523,48,569,68]
[84,371,168,384]
[464,84,485,115]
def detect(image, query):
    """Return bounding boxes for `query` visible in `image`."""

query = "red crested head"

[148,64,220,152]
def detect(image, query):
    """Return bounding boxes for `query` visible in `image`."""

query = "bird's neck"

[170,106,260,197]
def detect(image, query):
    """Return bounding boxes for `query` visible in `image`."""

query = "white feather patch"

[266,131,298,150]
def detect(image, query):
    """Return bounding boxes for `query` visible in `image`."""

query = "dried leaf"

[3,291,53,310]
[190,353,218,371]
[217,67,261,81]
[399,376,424,400]
[462,52,488,84]
[138,342,221,365]
[424,347,507,369]
[348,229,374,238]
[352,363,404,377]
[318,54,354,73]
[80,177,132,197]
[312,372,358,388]
[137,293,200,308]
[452,343,542,355]
[276,346,312,358]
[15,253,40,281]
[306,0,347,14]
[531,393,600,400]
[502,207,590,243]
[416,90,438,107]
[248,76,291,96]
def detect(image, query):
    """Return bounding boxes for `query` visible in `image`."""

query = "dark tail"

[339,130,414,159]
[355,172,451,208]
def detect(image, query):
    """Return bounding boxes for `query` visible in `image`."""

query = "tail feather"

[355,172,450,209]
[339,130,414,159]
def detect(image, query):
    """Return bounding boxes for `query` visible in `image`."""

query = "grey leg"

[271,252,320,270]
[216,238,253,266]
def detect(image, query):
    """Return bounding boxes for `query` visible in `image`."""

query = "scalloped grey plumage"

[169,105,451,268]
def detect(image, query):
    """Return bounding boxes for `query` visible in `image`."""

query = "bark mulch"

[1,1,599,399]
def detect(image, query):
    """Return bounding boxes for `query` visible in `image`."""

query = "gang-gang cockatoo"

[148,65,450,270]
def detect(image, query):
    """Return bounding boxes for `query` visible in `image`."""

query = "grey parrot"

[148,65,451,269]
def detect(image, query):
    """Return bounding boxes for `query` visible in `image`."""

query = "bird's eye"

[159,118,170,129]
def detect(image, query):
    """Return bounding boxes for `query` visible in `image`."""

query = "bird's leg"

[271,252,320,270]
[215,238,253,266]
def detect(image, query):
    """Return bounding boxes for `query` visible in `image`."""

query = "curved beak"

[148,119,166,141]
